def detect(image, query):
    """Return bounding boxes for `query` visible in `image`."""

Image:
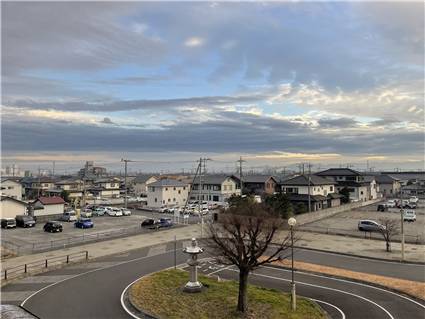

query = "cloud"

[184,37,205,47]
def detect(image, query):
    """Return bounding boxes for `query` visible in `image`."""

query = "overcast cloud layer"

[1,2,424,171]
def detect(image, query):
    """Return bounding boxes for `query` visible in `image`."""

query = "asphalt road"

[17,246,425,319]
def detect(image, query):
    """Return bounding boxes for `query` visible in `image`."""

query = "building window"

[183,187,186,190]
[178,190,181,194]
[173,187,176,190]
[330,186,333,192]
[173,198,176,202]
[163,200,165,204]
[165,188,168,191]
[168,198,171,202]
[155,198,157,203]
[360,191,364,195]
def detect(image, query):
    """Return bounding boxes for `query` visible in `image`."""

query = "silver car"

[358,220,385,232]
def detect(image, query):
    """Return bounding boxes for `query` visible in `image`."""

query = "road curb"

[265,263,425,304]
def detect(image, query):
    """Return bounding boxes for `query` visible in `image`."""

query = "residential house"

[374,175,401,197]
[316,168,375,202]
[0,178,23,200]
[402,180,425,198]
[32,196,65,218]
[0,196,27,219]
[281,175,341,211]
[147,179,189,208]
[133,175,158,197]
[88,178,121,198]
[241,175,278,195]
[363,175,379,200]
[78,161,107,177]
[54,179,84,205]
[191,175,241,203]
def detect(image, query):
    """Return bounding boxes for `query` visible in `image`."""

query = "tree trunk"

[237,269,249,312]
[386,240,391,252]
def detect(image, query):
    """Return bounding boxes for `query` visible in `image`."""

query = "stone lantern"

[183,238,204,292]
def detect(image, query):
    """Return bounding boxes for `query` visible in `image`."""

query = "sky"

[1,1,424,174]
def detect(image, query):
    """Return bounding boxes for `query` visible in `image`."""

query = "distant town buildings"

[78,161,107,178]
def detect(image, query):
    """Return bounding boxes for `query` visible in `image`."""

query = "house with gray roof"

[132,174,158,197]
[191,175,240,203]
[374,174,401,197]
[241,175,278,195]
[281,174,341,211]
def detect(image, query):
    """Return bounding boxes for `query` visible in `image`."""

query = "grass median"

[129,269,327,319]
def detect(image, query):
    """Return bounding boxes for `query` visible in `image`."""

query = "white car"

[121,208,132,216]
[386,200,397,208]
[80,210,93,218]
[403,210,416,222]
[107,208,123,217]
[409,196,419,204]
[93,207,107,216]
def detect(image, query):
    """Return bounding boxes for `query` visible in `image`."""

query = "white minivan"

[403,210,416,222]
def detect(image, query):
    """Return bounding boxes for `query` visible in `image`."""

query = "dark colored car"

[15,215,36,228]
[377,204,387,212]
[74,218,94,229]
[141,219,155,227]
[43,221,63,233]
[159,218,173,228]
[1,218,16,229]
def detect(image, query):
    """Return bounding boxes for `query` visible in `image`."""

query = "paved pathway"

[2,224,424,272]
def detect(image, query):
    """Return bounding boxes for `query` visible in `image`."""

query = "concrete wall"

[0,200,27,218]
[34,204,65,217]
[296,198,381,226]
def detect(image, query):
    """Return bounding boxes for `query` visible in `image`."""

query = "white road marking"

[262,265,425,310]
[226,268,395,319]
[309,298,346,319]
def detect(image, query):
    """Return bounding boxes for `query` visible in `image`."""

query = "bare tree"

[208,201,292,313]
[379,218,399,252]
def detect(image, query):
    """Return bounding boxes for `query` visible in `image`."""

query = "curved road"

[17,245,425,319]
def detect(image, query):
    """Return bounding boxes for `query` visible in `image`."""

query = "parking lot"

[1,208,215,255]
[301,201,425,244]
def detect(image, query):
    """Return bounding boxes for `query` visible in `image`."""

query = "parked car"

[81,209,93,218]
[62,211,77,222]
[403,201,417,209]
[403,210,416,222]
[409,196,419,204]
[386,200,397,208]
[358,220,385,232]
[377,204,388,212]
[158,206,168,213]
[92,207,107,216]
[74,218,94,229]
[107,208,123,217]
[43,221,63,233]
[159,218,173,228]
[121,208,132,216]
[15,215,36,228]
[141,218,159,229]
[1,218,16,229]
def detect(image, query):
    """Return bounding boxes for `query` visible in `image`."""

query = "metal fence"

[299,225,423,244]
[1,220,193,255]
[2,251,88,281]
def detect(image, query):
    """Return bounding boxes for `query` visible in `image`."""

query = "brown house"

[241,175,278,195]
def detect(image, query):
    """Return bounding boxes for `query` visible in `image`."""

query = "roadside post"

[288,217,297,311]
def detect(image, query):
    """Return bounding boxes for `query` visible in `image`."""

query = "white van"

[403,210,416,222]
[62,211,77,222]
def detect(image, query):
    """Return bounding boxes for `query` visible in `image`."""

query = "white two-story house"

[281,174,340,211]
[316,168,377,202]
[190,175,241,203]
[0,178,23,200]
[147,179,189,208]
[88,177,121,198]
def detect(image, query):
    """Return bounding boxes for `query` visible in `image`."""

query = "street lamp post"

[288,217,297,311]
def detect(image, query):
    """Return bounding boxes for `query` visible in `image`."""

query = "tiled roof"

[0,195,27,205]
[192,175,238,185]
[133,175,157,184]
[148,179,188,187]
[316,168,362,176]
[375,175,397,184]
[282,175,334,186]
[243,175,277,183]
[36,196,66,205]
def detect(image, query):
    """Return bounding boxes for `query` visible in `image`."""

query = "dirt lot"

[302,201,425,244]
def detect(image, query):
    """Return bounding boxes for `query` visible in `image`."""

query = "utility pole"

[37,166,41,198]
[400,187,405,261]
[236,156,245,196]
[307,163,312,213]
[121,159,134,209]
[198,158,204,238]
[52,161,55,177]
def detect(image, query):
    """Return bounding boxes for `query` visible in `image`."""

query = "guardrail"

[299,225,423,244]
[1,251,88,282]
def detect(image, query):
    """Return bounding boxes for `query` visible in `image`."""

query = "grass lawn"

[129,269,327,319]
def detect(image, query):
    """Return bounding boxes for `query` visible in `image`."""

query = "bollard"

[24,264,27,273]
[66,255,69,263]
[85,251,89,260]
[45,259,48,268]
[4,270,7,280]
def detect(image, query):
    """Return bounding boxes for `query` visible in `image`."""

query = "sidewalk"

[1,225,424,270]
